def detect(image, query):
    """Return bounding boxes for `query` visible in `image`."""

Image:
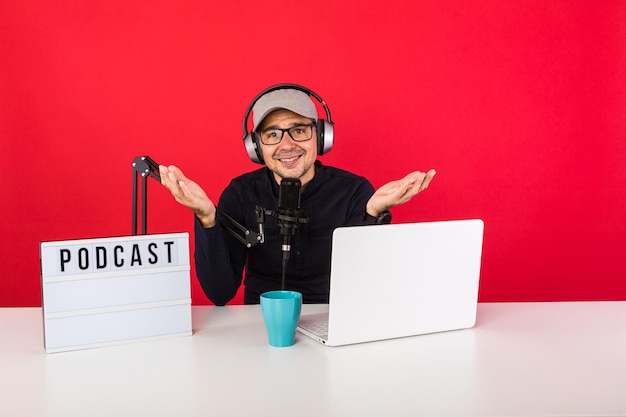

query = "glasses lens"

[260,129,283,145]
[288,125,313,142]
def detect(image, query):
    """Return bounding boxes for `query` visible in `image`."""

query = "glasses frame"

[257,123,316,146]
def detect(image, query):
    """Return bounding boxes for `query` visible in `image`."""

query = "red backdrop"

[1,0,625,306]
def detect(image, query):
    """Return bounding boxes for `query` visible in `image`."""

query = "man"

[160,85,435,305]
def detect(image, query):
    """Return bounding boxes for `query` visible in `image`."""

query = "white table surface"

[1,302,625,417]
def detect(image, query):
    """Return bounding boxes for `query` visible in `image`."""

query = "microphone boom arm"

[131,155,266,247]
[132,156,161,235]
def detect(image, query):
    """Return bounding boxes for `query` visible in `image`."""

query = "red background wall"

[1,1,625,306]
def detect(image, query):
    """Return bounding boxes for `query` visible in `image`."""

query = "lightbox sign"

[40,233,192,353]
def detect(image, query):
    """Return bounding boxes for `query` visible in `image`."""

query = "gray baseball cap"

[252,88,318,131]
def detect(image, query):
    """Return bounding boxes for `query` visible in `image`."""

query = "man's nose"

[278,131,297,147]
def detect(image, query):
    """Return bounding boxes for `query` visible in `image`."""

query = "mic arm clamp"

[264,209,310,233]
[218,206,266,248]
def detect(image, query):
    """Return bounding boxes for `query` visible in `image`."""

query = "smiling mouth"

[276,155,301,164]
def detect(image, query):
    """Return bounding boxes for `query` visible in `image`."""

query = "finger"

[418,169,436,193]
[177,179,193,200]
[178,179,204,205]
[402,172,425,197]
[169,180,192,207]
[166,165,187,181]
[391,173,415,195]
[160,165,185,190]
[158,166,176,191]
[159,170,187,204]
[178,180,213,215]
[401,170,434,200]
[158,165,168,183]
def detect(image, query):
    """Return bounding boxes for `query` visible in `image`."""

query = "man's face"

[258,109,318,185]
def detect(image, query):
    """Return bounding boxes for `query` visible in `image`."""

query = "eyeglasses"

[258,123,315,145]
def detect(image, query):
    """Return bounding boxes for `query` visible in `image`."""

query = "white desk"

[1,302,625,417]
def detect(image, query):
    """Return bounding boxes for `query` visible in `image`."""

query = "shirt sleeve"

[193,183,249,306]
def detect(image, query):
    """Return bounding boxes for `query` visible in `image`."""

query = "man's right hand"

[159,165,217,228]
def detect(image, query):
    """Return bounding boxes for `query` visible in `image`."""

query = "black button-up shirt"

[194,161,377,305]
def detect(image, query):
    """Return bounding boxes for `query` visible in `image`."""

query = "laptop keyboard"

[299,320,328,336]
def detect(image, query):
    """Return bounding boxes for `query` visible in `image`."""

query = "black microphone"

[277,178,303,289]
[278,178,302,253]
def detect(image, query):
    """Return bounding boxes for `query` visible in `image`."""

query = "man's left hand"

[366,169,436,216]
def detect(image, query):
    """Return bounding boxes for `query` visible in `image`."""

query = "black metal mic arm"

[131,155,266,247]
[132,156,161,235]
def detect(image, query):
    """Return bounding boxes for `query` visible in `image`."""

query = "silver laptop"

[297,219,484,346]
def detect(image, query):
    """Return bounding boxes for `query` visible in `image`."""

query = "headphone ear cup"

[244,132,264,164]
[316,119,325,155]
[317,120,334,155]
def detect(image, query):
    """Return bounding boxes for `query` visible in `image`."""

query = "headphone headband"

[241,83,333,136]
